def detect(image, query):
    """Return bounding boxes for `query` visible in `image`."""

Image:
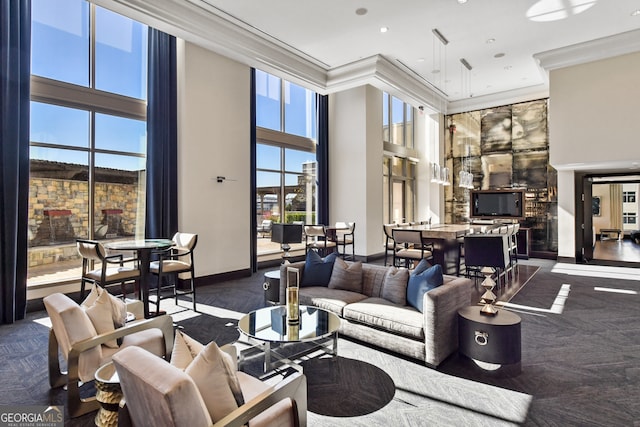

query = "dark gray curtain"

[0,0,30,323]
[250,69,258,272]
[317,94,329,225]
[145,28,178,239]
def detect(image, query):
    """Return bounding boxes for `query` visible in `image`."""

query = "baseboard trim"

[556,256,576,264]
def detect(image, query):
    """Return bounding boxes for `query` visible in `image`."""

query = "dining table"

[104,238,174,319]
[394,223,480,275]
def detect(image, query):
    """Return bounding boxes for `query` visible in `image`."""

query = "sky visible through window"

[30,0,147,171]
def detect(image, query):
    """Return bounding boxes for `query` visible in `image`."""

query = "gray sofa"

[280,261,473,367]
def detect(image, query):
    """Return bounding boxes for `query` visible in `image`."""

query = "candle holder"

[479,267,498,316]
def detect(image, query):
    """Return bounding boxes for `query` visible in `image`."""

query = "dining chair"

[304,225,337,257]
[463,234,511,287]
[392,229,434,268]
[76,239,140,301]
[334,221,355,260]
[149,232,198,312]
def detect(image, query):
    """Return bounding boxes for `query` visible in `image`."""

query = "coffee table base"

[238,332,338,374]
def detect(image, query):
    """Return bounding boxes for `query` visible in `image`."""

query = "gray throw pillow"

[381,267,409,305]
[328,258,363,293]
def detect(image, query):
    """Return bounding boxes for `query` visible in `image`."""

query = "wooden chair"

[149,232,198,312]
[392,229,434,268]
[334,221,355,260]
[463,234,511,286]
[76,239,140,301]
[304,225,337,257]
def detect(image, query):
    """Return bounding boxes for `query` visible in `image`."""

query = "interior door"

[582,177,594,261]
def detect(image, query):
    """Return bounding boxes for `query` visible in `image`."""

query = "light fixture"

[380,26,389,33]
[458,60,474,190]
[271,223,303,263]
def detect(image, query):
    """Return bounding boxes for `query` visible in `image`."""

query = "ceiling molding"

[534,28,640,72]
[447,84,549,114]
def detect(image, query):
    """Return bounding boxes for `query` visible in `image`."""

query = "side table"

[458,306,521,372]
[94,362,122,427]
[263,270,281,305]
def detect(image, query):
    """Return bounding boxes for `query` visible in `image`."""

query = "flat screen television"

[470,189,525,219]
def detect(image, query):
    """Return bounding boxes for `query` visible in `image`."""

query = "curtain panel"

[0,0,30,323]
[145,28,178,239]
[317,94,329,226]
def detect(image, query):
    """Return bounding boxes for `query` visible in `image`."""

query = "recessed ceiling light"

[458,0,468,4]
[355,7,368,16]
[632,9,640,16]
[494,52,505,58]
[380,26,389,33]
[417,58,425,62]
[432,69,441,74]
[504,65,512,70]
[486,38,496,44]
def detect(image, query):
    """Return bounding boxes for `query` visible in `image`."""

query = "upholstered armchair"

[43,293,174,418]
[113,344,308,427]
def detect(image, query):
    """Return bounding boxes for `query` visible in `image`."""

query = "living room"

[2,1,640,426]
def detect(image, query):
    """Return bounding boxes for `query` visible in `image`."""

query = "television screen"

[471,190,524,219]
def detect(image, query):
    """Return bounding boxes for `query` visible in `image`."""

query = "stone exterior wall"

[28,178,142,266]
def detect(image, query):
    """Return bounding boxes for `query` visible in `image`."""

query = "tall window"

[623,191,636,203]
[382,92,414,148]
[255,70,318,255]
[28,0,148,286]
[382,92,417,224]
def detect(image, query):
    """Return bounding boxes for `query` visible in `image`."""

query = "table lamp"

[271,223,303,263]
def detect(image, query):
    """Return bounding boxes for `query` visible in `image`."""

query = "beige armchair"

[113,345,307,427]
[43,293,174,418]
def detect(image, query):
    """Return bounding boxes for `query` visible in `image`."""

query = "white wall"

[177,41,251,276]
[329,85,384,257]
[549,52,640,259]
[549,52,640,168]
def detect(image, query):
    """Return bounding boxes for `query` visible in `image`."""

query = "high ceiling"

[104,0,640,112]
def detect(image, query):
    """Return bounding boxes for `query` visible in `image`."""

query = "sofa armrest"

[422,276,474,367]
[279,261,306,304]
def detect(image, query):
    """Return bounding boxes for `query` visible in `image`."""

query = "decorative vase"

[480,267,498,316]
[286,267,300,324]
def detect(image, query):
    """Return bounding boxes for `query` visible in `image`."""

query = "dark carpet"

[1,259,639,426]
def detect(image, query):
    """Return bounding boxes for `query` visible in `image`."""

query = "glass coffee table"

[237,305,340,373]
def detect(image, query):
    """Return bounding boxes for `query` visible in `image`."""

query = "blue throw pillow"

[406,263,443,312]
[300,251,338,287]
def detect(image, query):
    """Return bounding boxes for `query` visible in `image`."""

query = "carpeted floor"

[1,258,638,426]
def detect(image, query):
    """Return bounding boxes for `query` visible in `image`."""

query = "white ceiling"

[106,0,640,112]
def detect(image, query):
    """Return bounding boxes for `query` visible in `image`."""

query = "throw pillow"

[170,330,205,371]
[185,341,245,422]
[381,267,410,305]
[300,251,338,287]
[83,288,118,348]
[81,284,127,329]
[328,258,363,293]
[406,263,443,312]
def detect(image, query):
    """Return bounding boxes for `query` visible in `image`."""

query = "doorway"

[581,174,640,266]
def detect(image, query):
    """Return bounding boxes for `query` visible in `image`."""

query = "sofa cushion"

[185,341,245,422]
[381,267,409,305]
[328,258,363,293]
[299,287,367,316]
[407,262,443,312]
[300,251,337,287]
[343,297,424,340]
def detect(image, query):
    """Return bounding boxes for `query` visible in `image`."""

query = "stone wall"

[29,177,141,248]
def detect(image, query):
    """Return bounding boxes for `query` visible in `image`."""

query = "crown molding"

[447,84,549,114]
[534,28,640,71]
